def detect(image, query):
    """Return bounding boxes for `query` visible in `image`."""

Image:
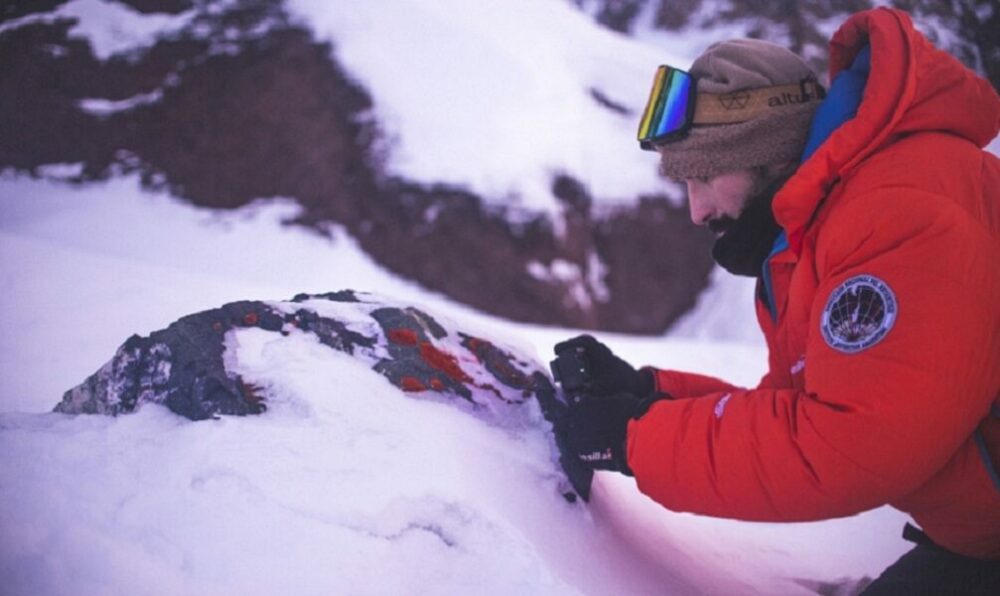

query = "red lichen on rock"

[400,376,427,392]
[388,328,419,346]
[419,342,473,384]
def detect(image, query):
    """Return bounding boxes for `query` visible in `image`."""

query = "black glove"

[553,335,654,398]
[560,392,665,476]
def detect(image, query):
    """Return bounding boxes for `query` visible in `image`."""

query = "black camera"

[550,346,591,395]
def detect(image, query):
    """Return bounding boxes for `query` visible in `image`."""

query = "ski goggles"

[637,66,696,150]
[637,65,824,150]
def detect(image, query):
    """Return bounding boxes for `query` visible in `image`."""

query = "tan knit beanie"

[657,39,821,180]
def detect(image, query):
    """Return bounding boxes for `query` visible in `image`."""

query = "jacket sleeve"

[645,367,742,399]
[626,190,1000,521]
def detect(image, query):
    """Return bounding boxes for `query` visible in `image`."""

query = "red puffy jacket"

[628,8,1000,559]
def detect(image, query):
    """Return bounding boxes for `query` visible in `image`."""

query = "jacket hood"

[773,8,1000,244]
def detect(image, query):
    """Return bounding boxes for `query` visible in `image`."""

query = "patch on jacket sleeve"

[821,275,897,354]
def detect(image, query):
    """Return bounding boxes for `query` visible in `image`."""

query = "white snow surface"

[8,0,990,592]
[668,266,763,344]
[286,0,682,215]
[0,173,912,595]
[0,0,195,61]
[78,89,165,117]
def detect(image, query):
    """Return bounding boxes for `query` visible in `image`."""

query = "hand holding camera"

[549,335,666,475]
[550,334,654,400]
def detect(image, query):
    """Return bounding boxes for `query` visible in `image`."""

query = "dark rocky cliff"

[1,0,714,334]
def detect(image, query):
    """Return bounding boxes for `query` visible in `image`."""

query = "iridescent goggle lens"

[637,66,695,150]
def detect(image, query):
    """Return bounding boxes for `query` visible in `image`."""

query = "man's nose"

[686,182,713,226]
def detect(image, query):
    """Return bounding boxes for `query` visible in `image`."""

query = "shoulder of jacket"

[844,132,982,187]
[813,157,993,272]
[814,132,982,223]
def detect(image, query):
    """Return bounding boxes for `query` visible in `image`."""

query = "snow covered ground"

[286,0,682,214]
[6,1,998,593]
[0,174,911,595]
[0,0,195,60]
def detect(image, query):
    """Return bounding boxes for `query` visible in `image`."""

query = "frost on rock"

[55,337,172,415]
[54,289,590,499]
[280,290,559,431]
[56,290,555,420]
[56,299,277,420]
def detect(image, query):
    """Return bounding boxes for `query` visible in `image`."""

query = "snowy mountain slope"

[287,0,686,214]
[3,308,697,595]
[0,174,442,413]
[1,0,716,333]
[11,1,997,593]
[0,174,912,595]
[5,0,679,215]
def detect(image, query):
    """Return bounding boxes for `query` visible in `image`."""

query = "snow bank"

[0,175,912,594]
[0,0,194,60]
[0,173,458,413]
[286,0,687,214]
[0,327,689,595]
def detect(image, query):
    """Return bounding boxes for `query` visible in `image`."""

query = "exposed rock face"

[55,299,282,419]
[1,0,713,334]
[54,291,552,421]
[54,290,594,499]
[575,0,1000,91]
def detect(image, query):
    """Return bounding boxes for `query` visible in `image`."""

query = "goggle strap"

[693,79,824,125]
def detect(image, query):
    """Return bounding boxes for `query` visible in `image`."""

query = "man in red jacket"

[554,8,1000,593]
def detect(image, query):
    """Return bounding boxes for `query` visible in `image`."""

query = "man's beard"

[708,174,788,278]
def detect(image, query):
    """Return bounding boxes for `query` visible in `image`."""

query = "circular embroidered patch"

[821,275,897,354]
